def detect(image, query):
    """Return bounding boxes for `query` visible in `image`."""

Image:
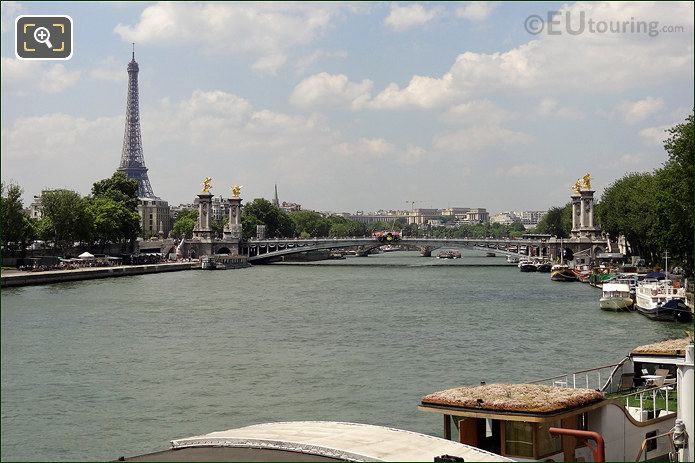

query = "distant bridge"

[242,237,605,263]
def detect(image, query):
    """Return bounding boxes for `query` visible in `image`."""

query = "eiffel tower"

[118,45,155,198]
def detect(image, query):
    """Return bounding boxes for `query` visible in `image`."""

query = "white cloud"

[433,126,533,152]
[289,72,373,110]
[617,97,665,124]
[442,99,513,125]
[362,2,692,110]
[294,49,348,75]
[251,54,288,76]
[334,137,396,160]
[384,3,439,31]
[1,1,22,33]
[114,3,336,73]
[639,125,670,145]
[607,153,645,168]
[456,2,496,21]
[1,113,123,195]
[536,98,584,120]
[90,57,127,82]
[1,58,80,94]
[496,163,565,178]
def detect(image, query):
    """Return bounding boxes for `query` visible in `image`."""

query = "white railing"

[617,385,677,422]
[529,362,622,391]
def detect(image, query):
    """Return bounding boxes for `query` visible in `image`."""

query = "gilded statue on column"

[202,177,212,193]
[231,185,243,198]
[572,179,581,194]
[581,173,591,190]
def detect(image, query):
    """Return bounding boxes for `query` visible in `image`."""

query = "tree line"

[533,112,693,270]
[1,172,140,256]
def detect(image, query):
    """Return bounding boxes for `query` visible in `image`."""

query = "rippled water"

[1,251,683,461]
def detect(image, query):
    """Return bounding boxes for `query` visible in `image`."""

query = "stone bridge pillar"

[419,246,432,257]
[223,197,242,241]
[193,193,213,241]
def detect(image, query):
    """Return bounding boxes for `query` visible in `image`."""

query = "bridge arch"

[216,246,232,255]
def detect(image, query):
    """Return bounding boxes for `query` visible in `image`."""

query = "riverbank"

[0,262,197,288]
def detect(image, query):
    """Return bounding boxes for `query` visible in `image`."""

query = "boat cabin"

[419,380,677,461]
[419,384,604,461]
[628,338,690,389]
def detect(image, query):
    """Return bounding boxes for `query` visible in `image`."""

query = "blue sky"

[1,1,693,213]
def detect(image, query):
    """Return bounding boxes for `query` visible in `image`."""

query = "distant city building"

[171,203,196,220]
[519,210,546,228]
[27,189,71,220]
[280,201,301,213]
[342,211,407,224]
[28,194,44,219]
[490,211,519,225]
[139,197,171,238]
[440,207,489,224]
[408,208,441,225]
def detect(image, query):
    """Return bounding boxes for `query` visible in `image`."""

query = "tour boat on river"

[599,282,633,311]
[437,250,461,259]
[635,279,692,322]
[518,260,536,272]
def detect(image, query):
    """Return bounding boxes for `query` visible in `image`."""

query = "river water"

[1,251,683,461]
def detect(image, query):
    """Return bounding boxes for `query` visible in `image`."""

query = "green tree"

[535,204,572,238]
[171,209,197,239]
[290,210,331,237]
[87,197,140,250]
[242,198,296,238]
[91,171,139,210]
[91,172,140,244]
[40,189,92,255]
[658,113,693,270]
[597,173,660,262]
[1,182,34,253]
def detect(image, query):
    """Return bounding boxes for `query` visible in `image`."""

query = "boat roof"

[631,338,692,357]
[164,421,511,462]
[602,283,630,291]
[420,384,604,417]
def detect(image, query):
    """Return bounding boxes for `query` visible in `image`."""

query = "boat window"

[504,421,534,457]
[537,420,562,458]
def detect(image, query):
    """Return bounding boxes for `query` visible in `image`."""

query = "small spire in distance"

[132,42,135,60]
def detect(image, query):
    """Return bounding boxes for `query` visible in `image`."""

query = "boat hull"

[519,264,537,272]
[635,299,693,322]
[551,269,578,282]
[599,297,633,312]
[535,263,552,273]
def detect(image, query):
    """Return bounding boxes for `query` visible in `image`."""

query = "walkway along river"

[0,251,684,461]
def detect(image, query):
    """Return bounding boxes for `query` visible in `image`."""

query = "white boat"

[635,279,692,322]
[123,421,511,461]
[599,282,633,311]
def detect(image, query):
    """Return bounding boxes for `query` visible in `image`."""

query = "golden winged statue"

[572,179,581,194]
[581,173,591,190]
[231,185,243,198]
[202,176,212,193]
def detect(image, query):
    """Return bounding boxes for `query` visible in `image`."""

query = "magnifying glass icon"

[33,27,53,49]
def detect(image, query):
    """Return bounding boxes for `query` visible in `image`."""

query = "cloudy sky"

[1,1,692,213]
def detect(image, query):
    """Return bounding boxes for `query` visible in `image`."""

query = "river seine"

[1,251,683,461]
